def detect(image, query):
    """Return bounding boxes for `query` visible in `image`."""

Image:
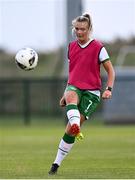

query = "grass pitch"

[0,117,135,179]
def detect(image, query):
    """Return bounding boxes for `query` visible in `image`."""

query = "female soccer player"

[49,13,115,175]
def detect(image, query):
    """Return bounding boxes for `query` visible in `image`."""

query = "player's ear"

[72,27,76,37]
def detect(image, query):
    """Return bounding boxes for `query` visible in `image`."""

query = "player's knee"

[80,114,86,125]
[65,91,78,104]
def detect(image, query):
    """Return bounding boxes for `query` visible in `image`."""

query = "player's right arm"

[59,95,66,107]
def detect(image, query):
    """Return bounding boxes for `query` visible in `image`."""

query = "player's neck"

[78,38,93,48]
[78,37,90,45]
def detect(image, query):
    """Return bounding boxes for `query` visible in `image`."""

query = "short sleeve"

[99,47,110,63]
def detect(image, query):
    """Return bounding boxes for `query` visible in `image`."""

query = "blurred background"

[1,1,135,179]
[0,0,135,125]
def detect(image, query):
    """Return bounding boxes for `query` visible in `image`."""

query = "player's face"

[74,21,90,44]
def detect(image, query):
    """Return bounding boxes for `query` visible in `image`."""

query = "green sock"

[66,104,78,111]
[63,133,75,144]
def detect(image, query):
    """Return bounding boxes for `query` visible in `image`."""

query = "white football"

[15,47,38,70]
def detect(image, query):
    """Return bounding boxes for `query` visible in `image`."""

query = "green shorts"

[65,85,100,119]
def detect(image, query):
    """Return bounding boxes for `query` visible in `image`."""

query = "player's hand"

[59,96,66,107]
[102,90,112,99]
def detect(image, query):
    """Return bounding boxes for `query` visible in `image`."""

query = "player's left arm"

[102,60,115,99]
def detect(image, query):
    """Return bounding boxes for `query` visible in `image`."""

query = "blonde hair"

[72,13,92,31]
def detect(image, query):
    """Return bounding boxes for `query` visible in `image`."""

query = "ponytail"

[72,13,92,31]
